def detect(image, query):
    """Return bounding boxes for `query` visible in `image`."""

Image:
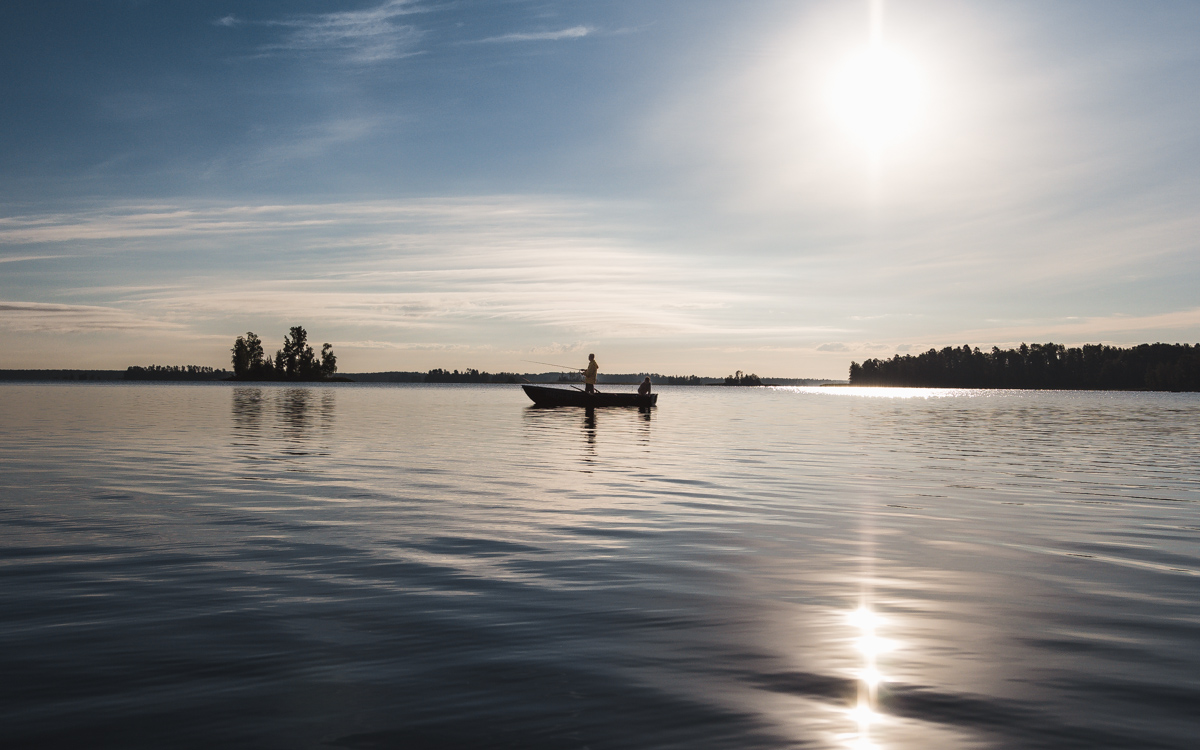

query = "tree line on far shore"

[232,327,337,381]
[849,342,1200,391]
[125,365,229,381]
[425,368,526,383]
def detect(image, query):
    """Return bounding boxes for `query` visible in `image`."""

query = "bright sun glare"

[843,605,891,750]
[829,43,923,152]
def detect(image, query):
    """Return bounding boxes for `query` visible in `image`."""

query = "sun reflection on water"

[772,386,980,399]
[842,605,892,750]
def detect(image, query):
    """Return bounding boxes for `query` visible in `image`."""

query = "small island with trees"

[849,342,1200,391]
[723,370,763,386]
[231,326,343,381]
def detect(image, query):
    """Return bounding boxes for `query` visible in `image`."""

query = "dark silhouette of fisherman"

[638,376,652,396]
[582,353,599,394]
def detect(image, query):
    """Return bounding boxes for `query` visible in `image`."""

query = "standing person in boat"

[582,353,599,394]
[638,376,652,396]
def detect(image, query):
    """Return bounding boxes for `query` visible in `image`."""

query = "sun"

[829,43,923,152]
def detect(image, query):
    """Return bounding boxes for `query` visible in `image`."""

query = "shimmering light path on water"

[1,383,1197,749]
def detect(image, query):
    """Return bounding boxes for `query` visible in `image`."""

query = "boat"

[522,384,658,408]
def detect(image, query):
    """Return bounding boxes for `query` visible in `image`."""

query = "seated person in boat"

[582,354,599,394]
[638,376,652,395]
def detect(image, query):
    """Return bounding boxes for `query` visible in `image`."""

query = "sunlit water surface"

[1,383,1197,749]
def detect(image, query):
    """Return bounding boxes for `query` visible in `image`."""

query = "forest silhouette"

[125,365,227,381]
[231,327,337,381]
[849,343,1200,391]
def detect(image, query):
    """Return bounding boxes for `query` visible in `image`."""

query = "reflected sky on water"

[1,383,1198,749]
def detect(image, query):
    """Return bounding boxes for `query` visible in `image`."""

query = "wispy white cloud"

[529,341,591,356]
[476,26,593,44]
[0,254,75,264]
[338,340,474,351]
[252,116,389,165]
[0,301,180,333]
[816,341,890,354]
[4,194,1196,375]
[0,198,820,348]
[0,198,616,244]
[816,342,850,352]
[247,0,426,64]
[837,309,1200,362]
[941,309,1200,344]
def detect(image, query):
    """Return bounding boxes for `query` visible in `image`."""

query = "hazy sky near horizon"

[3,0,1199,377]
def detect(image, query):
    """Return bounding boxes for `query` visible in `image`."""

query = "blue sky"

[2,1,1199,377]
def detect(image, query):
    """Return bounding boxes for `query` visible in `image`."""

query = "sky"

[2,0,1199,378]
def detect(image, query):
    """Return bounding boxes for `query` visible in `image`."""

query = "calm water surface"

[1,383,1197,749]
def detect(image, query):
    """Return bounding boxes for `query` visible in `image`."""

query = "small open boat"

[522,384,657,408]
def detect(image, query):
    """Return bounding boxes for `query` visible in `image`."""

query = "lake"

[1,383,1197,749]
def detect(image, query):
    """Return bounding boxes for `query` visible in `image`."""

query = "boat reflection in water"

[523,398,653,467]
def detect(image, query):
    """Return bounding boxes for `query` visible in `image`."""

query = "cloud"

[254,0,425,64]
[0,301,179,333]
[8,195,1193,375]
[531,342,590,355]
[476,26,593,44]
[942,309,1200,344]
[0,198,837,346]
[0,254,74,264]
[815,341,890,353]
[338,340,473,351]
[253,117,387,165]
[0,198,615,244]
[849,310,1200,358]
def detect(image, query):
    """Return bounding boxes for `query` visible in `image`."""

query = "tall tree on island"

[231,332,270,378]
[320,343,337,379]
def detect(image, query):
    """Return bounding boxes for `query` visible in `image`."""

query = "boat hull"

[522,385,658,408]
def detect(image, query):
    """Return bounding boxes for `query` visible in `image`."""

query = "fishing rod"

[521,360,597,392]
[520,359,583,371]
[520,359,610,395]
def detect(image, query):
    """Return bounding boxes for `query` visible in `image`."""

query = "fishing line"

[520,359,583,370]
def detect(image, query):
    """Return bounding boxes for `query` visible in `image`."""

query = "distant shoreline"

[849,343,1199,392]
[0,369,845,386]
